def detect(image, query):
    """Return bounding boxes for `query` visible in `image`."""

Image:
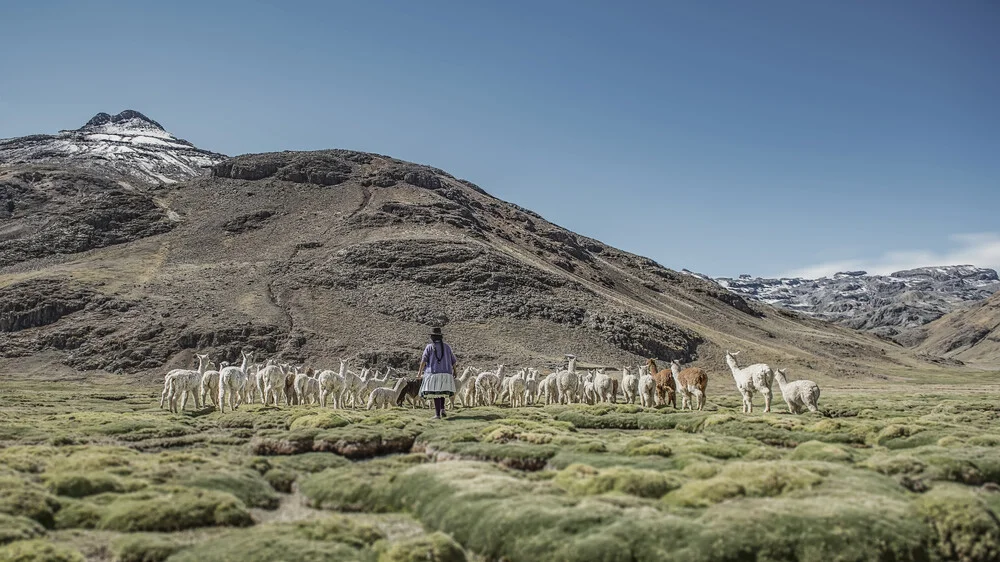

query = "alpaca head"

[725,351,741,370]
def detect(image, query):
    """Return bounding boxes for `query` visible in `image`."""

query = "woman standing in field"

[418,327,458,419]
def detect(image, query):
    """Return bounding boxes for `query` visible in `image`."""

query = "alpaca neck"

[726,358,742,381]
[774,371,788,389]
[670,363,680,378]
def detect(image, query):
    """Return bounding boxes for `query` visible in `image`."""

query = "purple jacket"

[422,342,456,374]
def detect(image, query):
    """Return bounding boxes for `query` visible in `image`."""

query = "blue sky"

[1,1,997,278]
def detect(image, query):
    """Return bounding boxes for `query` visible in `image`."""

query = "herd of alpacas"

[159,351,821,416]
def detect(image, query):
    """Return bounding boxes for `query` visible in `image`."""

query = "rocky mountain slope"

[716,267,1000,343]
[0,113,944,380]
[916,290,1000,367]
[0,110,226,185]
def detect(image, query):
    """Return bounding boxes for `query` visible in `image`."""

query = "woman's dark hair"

[430,333,444,360]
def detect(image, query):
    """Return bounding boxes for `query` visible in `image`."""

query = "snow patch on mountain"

[0,110,226,185]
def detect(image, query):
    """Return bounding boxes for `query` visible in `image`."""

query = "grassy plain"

[0,370,999,562]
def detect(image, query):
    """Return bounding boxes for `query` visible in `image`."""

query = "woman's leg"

[434,397,445,417]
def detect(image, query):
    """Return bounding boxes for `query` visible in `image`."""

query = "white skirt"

[419,372,456,398]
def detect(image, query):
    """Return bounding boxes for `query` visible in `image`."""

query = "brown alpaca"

[395,378,424,408]
[284,371,298,406]
[670,360,708,410]
[646,358,676,408]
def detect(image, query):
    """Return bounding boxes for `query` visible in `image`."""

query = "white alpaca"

[200,362,221,407]
[218,351,253,413]
[541,372,559,404]
[499,369,526,406]
[367,380,404,410]
[774,369,820,414]
[259,360,286,407]
[508,374,527,408]
[524,369,540,405]
[593,369,614,403]
[556,355,579,404]
[358,368,388,401]
[621,366,639,405]
[294,368,320,405]
[160,354,205,410]
[342,368,365,409]
[637,365,656,408]
[163,354,208,413]
[293,367,318,405]
[724,351,774,414]
[582,380,596,405]
[243,363,260,405]
[457,366,477,407]
[475,365,504,406]
[318,360,347,408]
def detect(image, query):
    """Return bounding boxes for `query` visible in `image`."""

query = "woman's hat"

[429,327,443,336]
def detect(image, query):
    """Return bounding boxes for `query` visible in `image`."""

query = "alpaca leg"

[762,389,772,413]
[785,398,795,414]
[692,389,705,411]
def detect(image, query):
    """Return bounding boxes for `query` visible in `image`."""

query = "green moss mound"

[0,515,44,546]
[663,462,824,507]
[166,515,384,562]
[554,464,681,499]
[264,468,297,493]
[0,477,60,528]
[788,440,856,463]
[289,413,350,430]
[917,485,1000,562]
[623,438,673,458]
[0,539,84,562]
[111,533,186,562]
[181,469,278,509]
[43,472,125,498]
[97,487,253,532]
[51,499,102,530]
[300,455,425,512]
[377,532,466,562]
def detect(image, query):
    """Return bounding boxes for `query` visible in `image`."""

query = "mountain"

[0,113,938,380]
[0,110,226,185]
[916,290,1000,367]
[715,267,1000,343]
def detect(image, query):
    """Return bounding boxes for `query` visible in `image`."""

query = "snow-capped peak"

[0,109,227,185]
[80,110,165,131]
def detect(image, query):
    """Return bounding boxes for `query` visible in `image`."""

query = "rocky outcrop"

[0,168,175,267]
[717,267,1000,342]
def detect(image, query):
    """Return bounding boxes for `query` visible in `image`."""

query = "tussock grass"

[0,538,85,561]
[164,514,384,562]
[0,514,45,546]
[3,373,1000,560]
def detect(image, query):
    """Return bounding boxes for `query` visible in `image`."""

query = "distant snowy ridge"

[714,265,1000,342]
[0,110,226,185]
